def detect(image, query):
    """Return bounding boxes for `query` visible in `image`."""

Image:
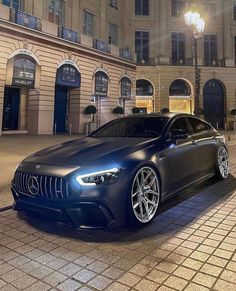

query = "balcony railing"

[119,48,132,60]
[10,9,42,31]
[58,26,79,43]
[170,58,193,66]
[203,59,225,67]
[93,39,111,53]
[137,58,157,66]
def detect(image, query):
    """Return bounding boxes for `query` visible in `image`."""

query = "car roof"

[125,112,194,119]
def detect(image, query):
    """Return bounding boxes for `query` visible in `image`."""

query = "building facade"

[130,0,236,129]
[1,0,236,135]
[0,0,136,135]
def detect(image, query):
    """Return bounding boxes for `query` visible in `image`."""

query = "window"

[234,4,236,20]
[48,0,64,25]
[171,32,185,65]
[121,77,131,97]
[2,0,22,10]
[169,79,191,96]
[171,0,185,17]
[109,23,118,45]
[188,118,212,133]
[56,65,81,88]
[204,34,217,66]
[203,2,216,18]
[91,117,168,138]
[62,67,76,83]
[83,11,95,37]
[95,71,108,97]
[135,0,149,16]
[13,56,36,80]
[109,0,117,9]
[135,31,149,63]
[169,118,190,134]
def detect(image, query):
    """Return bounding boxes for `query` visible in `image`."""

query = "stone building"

[1,0,236,135]
[0,0,136,135]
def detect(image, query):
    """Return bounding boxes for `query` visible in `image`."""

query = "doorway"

[2,87,20,131]
[54,86,68,133]
[203,80,225,129]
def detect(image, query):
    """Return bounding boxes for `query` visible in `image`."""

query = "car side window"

[188,118,211,134]
[169,118,190,134]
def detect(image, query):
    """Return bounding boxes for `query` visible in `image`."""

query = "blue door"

[54,86,68,133]
[2,87,20,130]
[203,80,224,129]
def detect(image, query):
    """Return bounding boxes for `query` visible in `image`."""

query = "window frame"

[121,77,132,98]
[204,33,218,66]
[108,22,119,45]
[171,32,185,65]
[94,71,109,97]
[2,0,23,10]
[135,0,149,16]
[135,30,149,63]
[83,10,95,37]
[171,0,185,17]
[48,0,65,26]
[13,55,36,81]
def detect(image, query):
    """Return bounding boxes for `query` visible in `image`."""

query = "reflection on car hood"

[24,136,158,166]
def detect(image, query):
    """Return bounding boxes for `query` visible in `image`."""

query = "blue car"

[11,113,229,228]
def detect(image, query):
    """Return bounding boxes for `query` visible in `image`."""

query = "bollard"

[54,123,57,135]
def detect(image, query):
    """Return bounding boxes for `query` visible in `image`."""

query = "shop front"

[136,79,154,113]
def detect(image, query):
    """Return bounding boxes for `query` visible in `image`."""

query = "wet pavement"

[0,135,236,290]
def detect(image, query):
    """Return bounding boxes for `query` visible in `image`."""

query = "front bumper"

[11,186,116,229]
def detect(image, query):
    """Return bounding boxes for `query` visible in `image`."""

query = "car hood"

[23,136,158,167]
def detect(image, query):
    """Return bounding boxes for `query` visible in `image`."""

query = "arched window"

[56,65,81,88]
[13,55,36,87]
[136,79,154,96]
[121,77,131,98]
[95,71,108,97]
[169,79,191,96]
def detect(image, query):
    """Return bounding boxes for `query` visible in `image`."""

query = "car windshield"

[90,117,168,138]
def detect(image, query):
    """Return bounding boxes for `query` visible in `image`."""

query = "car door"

[166,117,199,194]
[187,117,218,177]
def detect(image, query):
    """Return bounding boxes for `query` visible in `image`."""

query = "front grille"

[13,171,69,199]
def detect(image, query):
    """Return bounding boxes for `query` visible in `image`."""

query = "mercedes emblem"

[28,176,39,196]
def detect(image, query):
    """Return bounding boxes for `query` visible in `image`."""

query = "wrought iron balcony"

[170,58,193,66]
[10,9,42,31]
[203,59,225,67]
[58,26,79,43]
[137,58,157,66]
[93,39,111,53]
[119,48,132,60]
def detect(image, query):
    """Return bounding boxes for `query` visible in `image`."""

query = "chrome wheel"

[131,167,160,223]
[217,146,229,179]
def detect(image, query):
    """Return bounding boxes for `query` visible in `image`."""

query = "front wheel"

[215,146,229,180]
[129,166,160,225]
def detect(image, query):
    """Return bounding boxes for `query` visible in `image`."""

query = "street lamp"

[184,11,205,116]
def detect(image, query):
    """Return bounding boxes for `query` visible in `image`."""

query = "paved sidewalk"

[0,135,236,291]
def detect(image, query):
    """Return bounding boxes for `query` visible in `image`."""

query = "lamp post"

[184,11,205,116]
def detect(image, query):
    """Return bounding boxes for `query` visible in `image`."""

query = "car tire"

[127,166,161,226]
[215,146,229,180]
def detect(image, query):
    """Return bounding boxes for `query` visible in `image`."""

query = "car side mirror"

[170,129,189,141]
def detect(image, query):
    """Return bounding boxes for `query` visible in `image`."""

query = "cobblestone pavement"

[0,136,236,290]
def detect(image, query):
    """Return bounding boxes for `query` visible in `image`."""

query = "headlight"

[76,168,121,186]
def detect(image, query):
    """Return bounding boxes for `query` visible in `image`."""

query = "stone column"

[158,0,169,64]
[69,88,80,133]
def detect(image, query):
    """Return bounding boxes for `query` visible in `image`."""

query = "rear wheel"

[129,166,160,225]
[215,146,229,180]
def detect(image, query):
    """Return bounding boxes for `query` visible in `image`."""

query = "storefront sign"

[12,77,35,88]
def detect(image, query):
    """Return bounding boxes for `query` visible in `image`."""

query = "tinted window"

[188,118,211,133]
[169,118,190,134]
[91,117,168,138]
